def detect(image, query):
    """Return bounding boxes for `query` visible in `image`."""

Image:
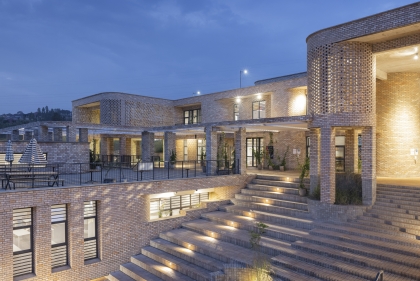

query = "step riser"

[371,205,420,217]
[345,221,417,239]
[367,208,420,221]
[159,233,249,267]
[247,184,299,195]
[357,216,420,236]
[234,194,308,210]
[378,185,420,193]
[310,230,420,258]
[232,200,311,218]
[250,179,300,188]
[255,175,302,183]
[181,223,282,256]
[131,257,184,281]
[241,189,307,203]
[149,240,222,273]
[376,198,420,208]
[141,249,209,281]
[291,243,420,279]
[201,215,301,243]
[377,193,420,202]
[364,213,420,227]
[375,201,420,213]
[120,265,147,281]
[222,206,314,230]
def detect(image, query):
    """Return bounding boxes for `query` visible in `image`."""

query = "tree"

[45,106,49,113]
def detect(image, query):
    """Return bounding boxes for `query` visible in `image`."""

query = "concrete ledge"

[307,198,369,222]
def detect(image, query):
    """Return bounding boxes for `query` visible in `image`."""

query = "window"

[233,104,239,120]
[306,136,310,158]
[84,201,98,260]
[252,101,266,119]
[184,109,201,125]
[13,208,33,277]
[246,138,264,167]
[336,136,345,172]
[197,139,206,164]
[51,204,68,268]
[150,192,209,220]
[183,140,188,161]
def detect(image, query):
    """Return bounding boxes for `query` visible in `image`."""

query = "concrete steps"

[109,175,420,280]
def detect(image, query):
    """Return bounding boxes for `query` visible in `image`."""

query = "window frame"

[252,100,266,119]
[184,109,201,125]
[83,201,98,261]
[13,207,34,277]
[51,204,68,269]
[233,104,239,121]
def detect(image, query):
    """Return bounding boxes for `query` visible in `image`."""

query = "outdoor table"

[3,171,60,189]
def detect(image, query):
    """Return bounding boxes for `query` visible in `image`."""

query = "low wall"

[307,198,369,222]
[0,141,89,164]
[0,174,254,281]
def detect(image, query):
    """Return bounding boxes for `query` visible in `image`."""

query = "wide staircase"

[108,175,420,281]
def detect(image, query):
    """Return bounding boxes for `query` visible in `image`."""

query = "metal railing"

[374,270,384,281]
[1,159,239,189]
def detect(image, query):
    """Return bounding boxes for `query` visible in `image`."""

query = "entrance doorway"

[246,138,264,167]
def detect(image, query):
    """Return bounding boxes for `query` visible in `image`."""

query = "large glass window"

[252,101,266,119]
[233,104,239,121]
[184,109,201,125]
[336,136,345,172]
[246,138,264,167]
[51,204,68,268]
[84,201,98,261]
[150,192,209,220]
[13,208,33,277]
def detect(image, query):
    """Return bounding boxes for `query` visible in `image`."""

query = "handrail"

[374,270,384,281]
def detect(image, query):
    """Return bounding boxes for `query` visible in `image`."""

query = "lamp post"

[240,69,248,88]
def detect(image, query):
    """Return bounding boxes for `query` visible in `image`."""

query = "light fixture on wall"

[236,97,241,103]
[257,93,261,99]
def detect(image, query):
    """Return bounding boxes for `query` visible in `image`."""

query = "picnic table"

[3,171,62,189]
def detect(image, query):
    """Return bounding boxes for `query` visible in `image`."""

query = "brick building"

[1,3,420,280]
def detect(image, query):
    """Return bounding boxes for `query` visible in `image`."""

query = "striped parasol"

[5,140,14,163]
[19,138,47,164]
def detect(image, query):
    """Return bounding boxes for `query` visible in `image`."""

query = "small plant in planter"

[298,156,310,196]
[253,149,263,170]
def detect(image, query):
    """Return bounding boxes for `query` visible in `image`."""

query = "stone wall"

[0,174,253,281]
[376,73,420,177]
[307,198,368,222]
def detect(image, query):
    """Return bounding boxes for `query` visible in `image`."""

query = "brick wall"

[0,174,253,281]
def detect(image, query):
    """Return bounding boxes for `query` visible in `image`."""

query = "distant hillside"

[0,106,72,129]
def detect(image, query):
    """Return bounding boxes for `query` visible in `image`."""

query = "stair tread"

[272,255,368,281]
[293,241,420,276]
[150,238,224,272]
[236,194,308,206]
[142,246,212,279]
[109,270,136,281]
[364,211,420,226]
[132,254,196,281]
[310,228,420,257]
[121,262,164,281]
[357,215,420,233]
[271,265,323,281]
[233,199,310,215]
[316,221,420,247]
[160,228,271,266]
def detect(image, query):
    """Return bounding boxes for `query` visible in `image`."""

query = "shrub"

[335,172,362,205]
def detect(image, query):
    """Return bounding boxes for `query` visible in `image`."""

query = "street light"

[240,69,248,88]
[193,91,201,96]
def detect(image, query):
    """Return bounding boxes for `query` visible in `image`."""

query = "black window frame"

[51,204,68,269]
[197,139,206,164]
[13,207,34,277]
[184,109,201,125]
[83,201,98,261]
[150,193,209,219]
[252,100,266,119]
[233,104,239,121]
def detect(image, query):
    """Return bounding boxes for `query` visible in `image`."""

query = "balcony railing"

[0,160,239,190]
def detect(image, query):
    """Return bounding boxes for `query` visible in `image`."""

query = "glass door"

[246,138,263,167]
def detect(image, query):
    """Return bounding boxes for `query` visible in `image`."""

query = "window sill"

[14,273,36,281]
[84,258,101,266]
[52,265,71,273]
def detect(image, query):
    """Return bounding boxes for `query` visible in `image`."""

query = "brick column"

[33,205,51,277]
[11,129,20,141]
[79,128,88,142]
[345,129,358,173]
[68,202,84,269]
[206,127,218,175]
[53,128,63,142]
[24,130,33,141]
[141,131,155,162]
[320,126,336,204]
[362,126,376,205]
[309,128,320,194]
[0,210,13,279]
[119,136,127,156]
[100,136,108,157]
[235,127,246,174]
[66,126,77,142]
[38,126,49,142]
[164,132,176,166]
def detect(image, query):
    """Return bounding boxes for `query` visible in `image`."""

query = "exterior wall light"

[236,97,241,103]
[257,94,262,100]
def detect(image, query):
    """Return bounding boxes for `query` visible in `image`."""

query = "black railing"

[374,270,384,281]
[0,159,239,189]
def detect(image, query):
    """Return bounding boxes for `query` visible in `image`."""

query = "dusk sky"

[1,0,417,114]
